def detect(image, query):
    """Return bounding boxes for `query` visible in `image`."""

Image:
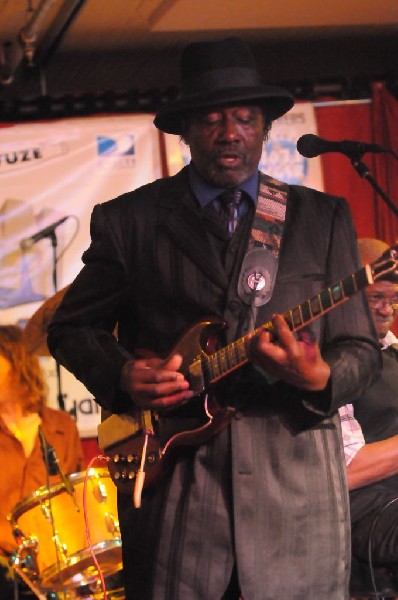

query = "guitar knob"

[127,454,134,463]
[114,471,121,480]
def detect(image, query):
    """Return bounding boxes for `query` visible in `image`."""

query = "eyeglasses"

[368,294,398,310]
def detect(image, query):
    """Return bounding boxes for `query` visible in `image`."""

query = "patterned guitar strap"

[237,172,288,329]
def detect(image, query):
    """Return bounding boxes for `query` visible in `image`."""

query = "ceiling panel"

[0,0,397,113]
[149,0,398,32]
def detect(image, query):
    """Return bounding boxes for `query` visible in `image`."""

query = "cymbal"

[24,286,69,355]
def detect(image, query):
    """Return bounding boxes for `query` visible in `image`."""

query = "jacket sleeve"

[47,200,136,413]
[274,190,382,424]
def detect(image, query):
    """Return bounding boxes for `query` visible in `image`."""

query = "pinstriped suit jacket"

[48,166,380,600]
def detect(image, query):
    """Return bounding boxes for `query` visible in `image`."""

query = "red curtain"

[315,86,398,336]
[315,85,398,245]
[371,83,398,246]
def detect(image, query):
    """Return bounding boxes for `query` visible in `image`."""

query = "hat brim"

[154,85,294,134]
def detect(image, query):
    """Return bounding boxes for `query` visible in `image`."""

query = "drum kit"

[5,292,125,600]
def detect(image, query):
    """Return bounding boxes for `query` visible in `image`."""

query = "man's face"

[183,105,266,188]
[366,280,398,339]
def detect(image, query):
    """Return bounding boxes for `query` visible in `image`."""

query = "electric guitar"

[98,246,398,499]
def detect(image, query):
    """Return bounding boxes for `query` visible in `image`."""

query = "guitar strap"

[237,171,288,307]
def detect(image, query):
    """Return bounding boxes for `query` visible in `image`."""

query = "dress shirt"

[188,162,257,216]
[339,404,365,466]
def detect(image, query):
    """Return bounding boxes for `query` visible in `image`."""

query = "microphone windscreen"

[296,134,320,158]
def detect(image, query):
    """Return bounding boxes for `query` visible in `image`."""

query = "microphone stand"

[350,153,398,218]
[49,231,65,411]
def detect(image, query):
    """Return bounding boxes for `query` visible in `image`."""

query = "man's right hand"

[120,353,194,410]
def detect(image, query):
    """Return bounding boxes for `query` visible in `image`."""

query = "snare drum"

[8,468,122,592]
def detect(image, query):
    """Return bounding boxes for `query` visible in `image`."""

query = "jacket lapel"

[159,171,230,290]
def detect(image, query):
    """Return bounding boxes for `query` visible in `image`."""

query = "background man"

[340,237,398,593]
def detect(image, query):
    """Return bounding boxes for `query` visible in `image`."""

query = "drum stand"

[12,556,46,600]
[11,539,76,600]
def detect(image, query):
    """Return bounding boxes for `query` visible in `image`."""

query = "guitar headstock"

[371,245,398,283]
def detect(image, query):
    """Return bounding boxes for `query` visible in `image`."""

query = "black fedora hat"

[154,37,295,135]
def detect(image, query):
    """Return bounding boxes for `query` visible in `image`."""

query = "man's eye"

[200,114,221,125]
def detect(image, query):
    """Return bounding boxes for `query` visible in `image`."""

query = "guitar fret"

[331,282,344,303]
[219,349,229,374]
[319,288,333,310]
[284,312,293,329]
[310,295,322,316]
[342,272,359,296]
[291,306,303,329]
[212,355,221,379]
[206,356,216,381]
[301,301,312,323]
[236,340,246,366]
[232,342,240,366]
[207,339,249,384]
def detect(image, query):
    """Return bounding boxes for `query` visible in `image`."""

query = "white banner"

[163,102,323,190]
[0,114,161,436]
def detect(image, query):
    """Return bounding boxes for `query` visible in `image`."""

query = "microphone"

[20,216,70,252]
[38,426,75,499]
[40,440,59,476]
[297,134,390,159]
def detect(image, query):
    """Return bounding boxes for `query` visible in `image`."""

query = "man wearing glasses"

[339,237,398,593]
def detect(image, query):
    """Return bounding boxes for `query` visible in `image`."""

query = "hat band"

[182,67,262,96]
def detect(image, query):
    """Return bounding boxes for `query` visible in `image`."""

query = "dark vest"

[350,349,398,521]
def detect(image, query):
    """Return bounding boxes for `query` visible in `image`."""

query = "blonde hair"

[0,325,46,414]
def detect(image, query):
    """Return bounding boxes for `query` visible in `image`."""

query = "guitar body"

[98,317,236,494]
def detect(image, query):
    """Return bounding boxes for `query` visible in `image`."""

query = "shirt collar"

[381,330,398,349]
[188,162,258,209]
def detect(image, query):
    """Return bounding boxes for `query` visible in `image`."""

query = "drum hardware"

[104,514,119,536]
[89,473,107,504]
[8,469,123,594]
[52,535,68,564]
[39,426,79,512]
[39,501,52,522]
[10,543,47,600]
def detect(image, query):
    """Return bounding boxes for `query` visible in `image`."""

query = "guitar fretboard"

[202,266,371,384]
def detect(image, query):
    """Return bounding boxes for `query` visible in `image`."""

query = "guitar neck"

[204,265,372,384]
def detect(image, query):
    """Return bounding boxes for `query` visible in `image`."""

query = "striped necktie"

[219,188,242,235]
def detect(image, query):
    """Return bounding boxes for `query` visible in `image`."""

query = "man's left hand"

[246,313,330,391]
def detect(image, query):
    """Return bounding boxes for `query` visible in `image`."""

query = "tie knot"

[219,188,242,209]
